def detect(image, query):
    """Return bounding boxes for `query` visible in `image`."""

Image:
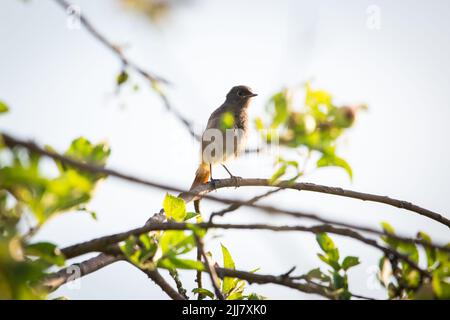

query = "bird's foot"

[209,178,219,189]
[229,175,242,188]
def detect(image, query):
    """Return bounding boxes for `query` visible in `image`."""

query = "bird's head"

[225,85,258,105]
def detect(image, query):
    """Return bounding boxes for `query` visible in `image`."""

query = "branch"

[41,253,122,292]
[53,0,167,83]
[214,267,369,300]
[58,221,433,279]
[168,269,189,299]
[4,132,445,290]
[194,234,225,300]
[51,0,200,140]
[127,263,187,300]
[4,132,447,229]
[209,188,282,222]
[186,179,449,229]
[3,131,448,246]
[3,132,447,230]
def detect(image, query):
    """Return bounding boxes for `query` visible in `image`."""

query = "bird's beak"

[248,93,258,97]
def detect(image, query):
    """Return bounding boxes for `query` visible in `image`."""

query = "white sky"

[1,0,449,299]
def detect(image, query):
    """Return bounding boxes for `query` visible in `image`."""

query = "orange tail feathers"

[190,163,210,213]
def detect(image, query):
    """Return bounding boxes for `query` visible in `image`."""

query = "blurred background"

[1,0,449,299]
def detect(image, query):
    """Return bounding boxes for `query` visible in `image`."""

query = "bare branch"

[127,263,187,300]
[52,0,167,83]
[209,188,282,223]
[58,221,433,279]
[194,234,225,300]
[51,0,200,140]
[42,253,122,292]
[186,178,449,229]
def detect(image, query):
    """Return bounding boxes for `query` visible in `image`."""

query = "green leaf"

[120,237,137,259]
[221,243,236,269]
[255,117,264,131]
[318,253,340,271]
[316,232,340,265]
[139,234,153,250]
[417,231,436,268]
[270,91,289,128]
[184,211,199,221]
[192,288,214,299]
[26,242,65,267]
[0,100,9,113]
[306,267,330,282]
[380,222,399,248]
[432,271,450,299]
[269,164,287,184]
[332,271,346,290]
[116,71,129,86]
[227,292,244,300]
[220,112,235,130]
[397,242,419,264]
[316,233,336,253]
[158,257,204,271]
[247,293,266,300]
[381,222,395,235]
[342,256,360,271]
[221,243,236,294]
[163,193,186,222]
[159,230,194,256]
[317,154,353,180]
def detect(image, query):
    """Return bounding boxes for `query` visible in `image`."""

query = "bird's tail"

[190,162,210,213]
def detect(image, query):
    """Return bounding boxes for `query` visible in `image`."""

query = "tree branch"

[3,130,448,249]
[127,263,187,300]
[209,188,282,223]
[194,234,225,300]
[57,221,433,279]
[53,0,167,83]
[51,0,201,140]
[41,253,122,292]
[168,269,189,299]
[186,179,449,229]
[214,267,368,300]
[3,132,447,229]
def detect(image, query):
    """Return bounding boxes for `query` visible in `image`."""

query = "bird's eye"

[237,90,244,96]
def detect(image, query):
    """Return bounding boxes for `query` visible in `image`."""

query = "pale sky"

[1,0,449,299]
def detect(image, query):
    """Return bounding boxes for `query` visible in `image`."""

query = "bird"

[189,85,258,213]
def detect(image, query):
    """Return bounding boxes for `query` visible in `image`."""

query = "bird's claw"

[209,178,219,189]
[229,175,242,188]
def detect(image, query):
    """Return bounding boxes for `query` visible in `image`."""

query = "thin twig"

[209,188,282,223]
[128,263,186,300]
[51,0,201,141]
[194,234,225,300]
[41,253,122,292]
[168,269,189,299]
[53,0,167,83]
[195,245,204,300]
